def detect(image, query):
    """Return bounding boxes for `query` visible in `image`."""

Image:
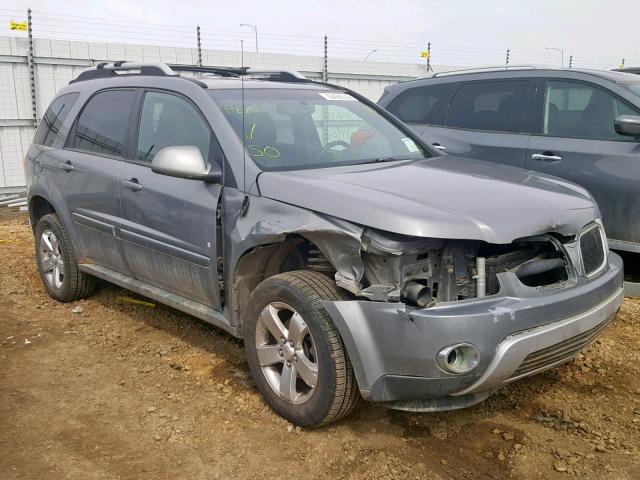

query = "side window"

[446,80,530,133]
[386,84,453,126]
[72,89,135,157]
[34,92,80,147]
[137,91,211,162]
[543,80,640,140]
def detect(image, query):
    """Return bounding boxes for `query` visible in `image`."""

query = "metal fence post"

[505,49,510,66]
[426,42,432,72]
[620,58,626,69]
[196,25,203,67]
[322,35,328,82]
[569,55,573,68]
[27,8,38,127]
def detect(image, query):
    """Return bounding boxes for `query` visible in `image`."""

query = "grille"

[510,317,611,379]
[580,226,606,277]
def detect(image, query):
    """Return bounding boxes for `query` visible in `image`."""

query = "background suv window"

[34,92,80,147]
[137,91,211,162]
[72,89,135,157]
[446,80,530,133]
[385,84,453,125]
[543,80,639,140]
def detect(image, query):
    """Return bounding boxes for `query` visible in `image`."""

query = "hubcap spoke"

[50,235,59,254]
[256,344,283,367]
[295,352,318,388]
[41,257,55,273]
[42,234,54,254]
[288,312,308,347]
[53,265,61,286]
[279,362,298,402]
[260,304,288,341]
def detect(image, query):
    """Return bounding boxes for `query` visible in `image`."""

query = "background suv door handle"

[121,178,143,192]
[58,161,74,172]
[432,143,447,151]
[531,153,562,163]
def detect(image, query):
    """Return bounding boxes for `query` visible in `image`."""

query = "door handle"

[58,161,74,172]
[531,153,562,163]
[121,178,143,192]
[432,143,447,151]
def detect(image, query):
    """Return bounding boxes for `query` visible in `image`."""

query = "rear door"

[48,88,136,273]
[118,89,224,308]
[431,79,534,168]
[525,79,640,248]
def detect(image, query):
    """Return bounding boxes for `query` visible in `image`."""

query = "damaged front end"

[317,221,623,411]
[329,227,581,308]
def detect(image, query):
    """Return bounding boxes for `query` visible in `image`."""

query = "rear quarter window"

[33,92,80,147]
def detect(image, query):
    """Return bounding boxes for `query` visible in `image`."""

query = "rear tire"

[35,213,95,302]
[244,270,359,427]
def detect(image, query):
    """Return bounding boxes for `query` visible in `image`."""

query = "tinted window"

[34,92,80,147]
[446,80,529,132]
[72,89,135,157]
[543,81,640,140]
[137,91,211,162]
[386,84,453,125]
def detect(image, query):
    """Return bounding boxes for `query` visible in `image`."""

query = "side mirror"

[151,146,222,182]
[614,115,640,138]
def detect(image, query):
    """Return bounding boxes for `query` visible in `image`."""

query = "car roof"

[393,66,640,87]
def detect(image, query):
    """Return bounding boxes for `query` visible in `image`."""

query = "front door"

[118,90,223,307]
[525,79,640,248]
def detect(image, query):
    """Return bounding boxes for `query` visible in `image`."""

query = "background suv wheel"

[244,270,359,427]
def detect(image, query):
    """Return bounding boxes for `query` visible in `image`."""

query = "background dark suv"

[379,67,640,253]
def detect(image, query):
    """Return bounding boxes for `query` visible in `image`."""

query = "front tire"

[244,270,359,427]
[35,213,95,302]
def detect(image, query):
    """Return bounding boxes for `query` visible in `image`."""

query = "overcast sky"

[5,0,639,68]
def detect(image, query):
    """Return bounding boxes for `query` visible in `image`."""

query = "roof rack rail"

[70,61,307,84]
[432,65,538,78]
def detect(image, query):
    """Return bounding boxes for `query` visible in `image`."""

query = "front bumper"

[322,252,624,410]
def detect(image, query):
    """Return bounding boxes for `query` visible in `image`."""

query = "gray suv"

[379,67,640,253]
[26,62,623,427]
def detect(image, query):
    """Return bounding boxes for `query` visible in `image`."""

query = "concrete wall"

[0,35,434,190]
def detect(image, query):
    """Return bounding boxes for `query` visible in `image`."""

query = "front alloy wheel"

[256,302,318,404]
[244,270,360,427]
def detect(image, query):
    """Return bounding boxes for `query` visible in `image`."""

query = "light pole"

[545,47,564,67]
[362,49,378,62]
[240,23,258,53]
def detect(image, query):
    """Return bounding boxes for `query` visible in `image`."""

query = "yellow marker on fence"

[10,20,28,31]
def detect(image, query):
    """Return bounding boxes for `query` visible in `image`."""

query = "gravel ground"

[1,209,639,480]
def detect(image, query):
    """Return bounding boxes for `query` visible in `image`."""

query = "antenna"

[241,40,246,194]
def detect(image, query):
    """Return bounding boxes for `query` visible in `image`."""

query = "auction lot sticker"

[318,92,356,101]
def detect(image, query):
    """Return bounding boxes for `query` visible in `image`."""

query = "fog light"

[436,343,480,374]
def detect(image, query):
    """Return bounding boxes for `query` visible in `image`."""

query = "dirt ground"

[1,209,639,480]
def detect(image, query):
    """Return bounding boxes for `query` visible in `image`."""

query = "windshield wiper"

[353,156,408,165]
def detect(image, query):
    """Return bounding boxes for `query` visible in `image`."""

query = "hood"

[257,156,598,244]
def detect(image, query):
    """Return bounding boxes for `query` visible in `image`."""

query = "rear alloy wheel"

[245,270,359,427]
[40,229,65,290]
[35,213,95,302]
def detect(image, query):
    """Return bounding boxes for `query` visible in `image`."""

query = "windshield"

[209,88,429,171]
[621,82,640,97]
